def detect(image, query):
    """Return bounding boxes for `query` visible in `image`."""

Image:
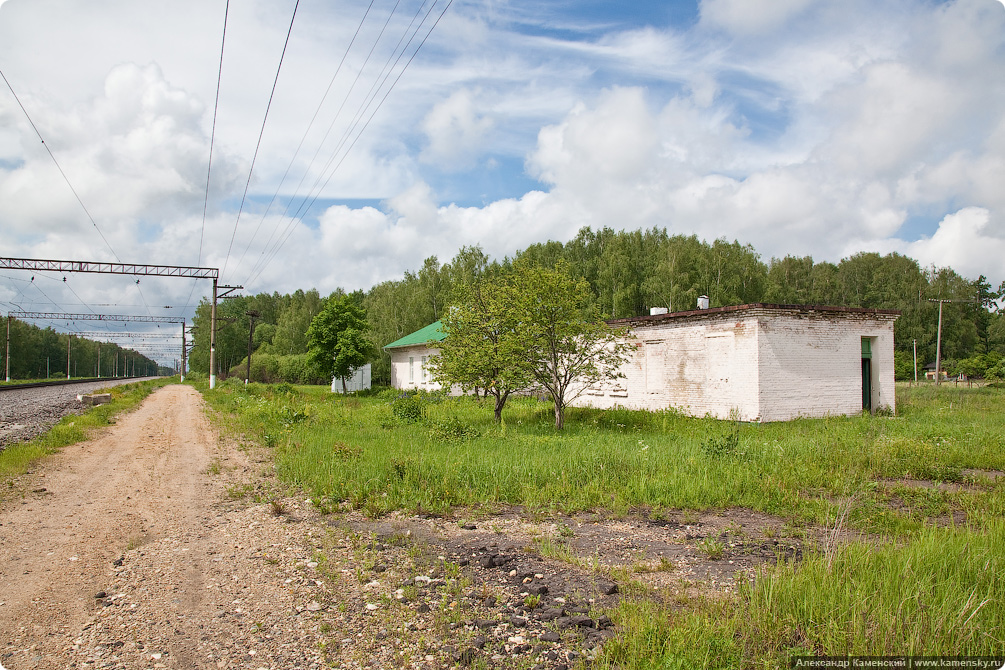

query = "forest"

[186,226,1005,386]
[1,318,163,381]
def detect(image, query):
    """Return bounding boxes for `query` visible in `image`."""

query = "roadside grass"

[193,380,1005,530]
[600,520,1005,667]
[0,378,172,482]
[193,379,1005,658]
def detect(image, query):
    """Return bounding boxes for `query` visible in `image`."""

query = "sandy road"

[0,384,335,670]
[0,384,221,667]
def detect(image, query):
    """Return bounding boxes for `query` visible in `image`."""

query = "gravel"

[0,378,159,448]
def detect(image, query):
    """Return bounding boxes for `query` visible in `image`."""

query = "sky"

[1,0,1004,364]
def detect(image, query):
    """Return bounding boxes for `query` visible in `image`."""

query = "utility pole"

[97,343,101,379]
[245,310,260,385]
[180,321,186,382]
[913,339,917,384]
[210,284,243,389]
[927,297,974,386]
[5,314,11,382]
[67,334,71,379]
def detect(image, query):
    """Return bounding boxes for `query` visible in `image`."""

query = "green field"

[195,378,1004,664]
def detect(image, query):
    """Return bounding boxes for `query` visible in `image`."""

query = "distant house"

[573,304,900,422]
[922,362,946,381]
[383,320,446,392]
[330,363,371,394]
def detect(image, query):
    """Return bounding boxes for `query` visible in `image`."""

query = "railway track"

[0,376,159,392]
[0,376,163,448]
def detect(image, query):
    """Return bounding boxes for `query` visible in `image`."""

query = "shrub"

[391,394,425,423]
[429,416,480,441]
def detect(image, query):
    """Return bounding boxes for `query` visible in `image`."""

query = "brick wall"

[571,306,898,422]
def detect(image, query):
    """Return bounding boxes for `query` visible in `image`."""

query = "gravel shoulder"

[0,384,808,670]
[0,378,161,448]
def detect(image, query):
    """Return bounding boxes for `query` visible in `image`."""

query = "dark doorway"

[862,358,872,411]
[861,337,872,411]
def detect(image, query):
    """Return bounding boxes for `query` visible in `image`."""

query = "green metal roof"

[383,320,446,350]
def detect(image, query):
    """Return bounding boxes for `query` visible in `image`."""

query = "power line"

[221,0,301,280]
[0,68,121,262]
[246,0,453,286]
[199,0,230,267]
[247,0,432,285]
[231,0,379,279]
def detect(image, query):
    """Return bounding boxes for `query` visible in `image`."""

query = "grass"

[192,379,1005,659]
[0,378,172,484]
[192,380,1005,531]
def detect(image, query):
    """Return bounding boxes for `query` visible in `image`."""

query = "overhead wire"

[221,0,302,280]
[246,0,454,286]
[231,0,379,280]
[0,68,122,263]
[241,0,418,287]
[184,0,232,320]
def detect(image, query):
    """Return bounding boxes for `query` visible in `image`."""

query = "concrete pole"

[67,334,71,379]
[913,339,917,384]
[97,343,101,379]
[180,321,186,382]
[210,277,218,389]
[935,300,944,386]
[5,315,11,382]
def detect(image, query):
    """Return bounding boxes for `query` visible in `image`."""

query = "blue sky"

[1,0,1004,362]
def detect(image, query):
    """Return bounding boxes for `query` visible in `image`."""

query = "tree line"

[1,318,162,380]
[188,226,1005,385]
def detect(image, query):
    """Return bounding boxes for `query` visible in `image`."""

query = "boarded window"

[409,357,414,383]
[645,342,663,393]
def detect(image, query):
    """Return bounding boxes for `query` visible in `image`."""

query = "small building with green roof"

[383,320,447,391]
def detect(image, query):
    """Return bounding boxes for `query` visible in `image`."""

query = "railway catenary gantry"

[0,257,236,388]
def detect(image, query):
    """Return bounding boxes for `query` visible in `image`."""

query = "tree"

[431,277,533,423]
[511,260,632,429]
[307,293,373,393]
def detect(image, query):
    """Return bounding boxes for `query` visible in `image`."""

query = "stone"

[478,556,495,568]
[540,631,561,642]
[510,616,528,627]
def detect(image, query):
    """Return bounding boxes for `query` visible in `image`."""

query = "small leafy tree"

[307,293,373,393]
[511,260,632,429]
[431,278,533,422]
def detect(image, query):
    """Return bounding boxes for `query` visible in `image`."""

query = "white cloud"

[905,208,1005,279]
[420,89,494,169]
[700,0,817,35]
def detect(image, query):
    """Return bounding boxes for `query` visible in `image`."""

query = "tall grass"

[196,380,1005,531]
[195,380,1005,659]
[600,521,1005,665]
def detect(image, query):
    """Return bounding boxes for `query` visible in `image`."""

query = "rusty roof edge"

[606,303,902,326]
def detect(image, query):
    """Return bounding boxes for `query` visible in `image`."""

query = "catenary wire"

[231,0,379,281]
[247,0,453,287]
[241,0,417,287]
[220,0,301,280]
[0,68,122,263]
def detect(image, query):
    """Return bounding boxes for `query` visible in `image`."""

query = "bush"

[391,394,425,423]
[429,416,480,441]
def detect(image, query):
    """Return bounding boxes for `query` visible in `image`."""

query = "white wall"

[331,363,371,394]
[571,306,898,422]
[388,345,443,392]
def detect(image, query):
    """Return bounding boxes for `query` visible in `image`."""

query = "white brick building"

[573,304,899,422]
[384,320,446,392]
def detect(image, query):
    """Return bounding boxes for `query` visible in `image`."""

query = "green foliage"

[390,394,425,423]
[509,259,633,429]
[432,272,534,423]
[428,415,480,441]
[306,292,373,392]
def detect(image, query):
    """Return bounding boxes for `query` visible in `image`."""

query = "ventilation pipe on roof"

[649,307,669,316]
[697,295,710,310]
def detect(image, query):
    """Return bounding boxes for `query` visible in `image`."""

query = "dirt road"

[0,384,333,670]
